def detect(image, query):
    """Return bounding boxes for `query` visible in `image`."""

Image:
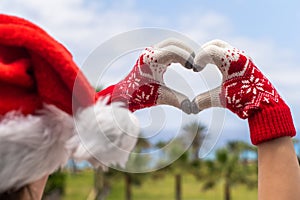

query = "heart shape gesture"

[97,38,295,145]
[97,38,198,114]
[192,39,295,144]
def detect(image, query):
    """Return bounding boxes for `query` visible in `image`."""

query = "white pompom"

[69,98,140,169]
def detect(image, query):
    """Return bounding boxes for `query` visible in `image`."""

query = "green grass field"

[62,170,257,200]
[62,170,94,200]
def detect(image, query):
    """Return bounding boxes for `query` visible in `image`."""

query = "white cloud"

[178,11,234,44]
[0,0,142,63]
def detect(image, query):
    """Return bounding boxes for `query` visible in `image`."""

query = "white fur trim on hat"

[0,105,74,192]
[0,98,140,192]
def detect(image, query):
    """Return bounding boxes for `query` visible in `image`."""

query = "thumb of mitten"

[192,86,223,111]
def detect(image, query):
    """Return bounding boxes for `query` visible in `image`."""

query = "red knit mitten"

[192,39,296,145]
[97,38,198,113]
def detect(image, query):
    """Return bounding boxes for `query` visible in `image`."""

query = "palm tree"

[123,137,151,200]
[92,134,151,200]
[202,141,257,200]
[227,141,257,165]
[152,139,188,200]
[153,121,207,200]
[93,85,111,200]
[169,144,189,200]
[182,121,206,161]
[94,167,111,200]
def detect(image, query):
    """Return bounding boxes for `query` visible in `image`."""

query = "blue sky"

[1,0,300,157]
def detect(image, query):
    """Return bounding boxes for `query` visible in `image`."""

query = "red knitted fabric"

[97,47,165,112]
[248,106,295,145]
[195,40,296,145]
[0,14,95,115]
[218,46,296,144]
[97,39,197,114]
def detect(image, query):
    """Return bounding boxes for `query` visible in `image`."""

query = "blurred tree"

[202,141,257,200]
[43,170,66,200]
[153,121,207,200]
[69,159,78,174]
[182,121,206,161]
[227,141,257,165]
[180,122,206,199]
[123,137,151,200]
[166,141,188,200]
[99,136,151,200]
[94,167,111,200]
[153,140,189,200]
[93,85,112,200]
[95,86,103,92]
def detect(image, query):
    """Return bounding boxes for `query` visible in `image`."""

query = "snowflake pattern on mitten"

[218,47,281,118]
[97,38,196,113]
[110,47,172,111]
[193,40,296,144]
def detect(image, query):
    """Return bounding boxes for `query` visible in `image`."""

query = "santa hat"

[0,14,139,192]
[0,14,94,115]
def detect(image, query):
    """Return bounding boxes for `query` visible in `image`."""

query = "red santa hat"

[0,14,139,192]
[0,14,95,115]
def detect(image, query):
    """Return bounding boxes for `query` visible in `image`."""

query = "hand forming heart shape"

[97,38,293,125]
[97,38,199,114]
[191,39,295,145]
[192,39,284,118]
